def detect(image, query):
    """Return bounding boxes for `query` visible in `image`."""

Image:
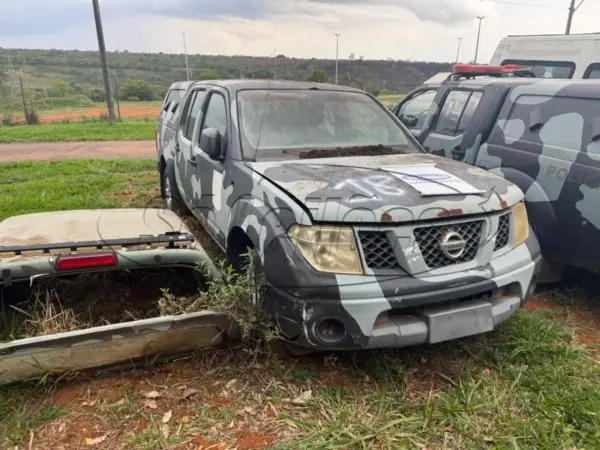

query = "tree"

[349,53,356,61]
[306,69,327,83]
[50,80,69,97]
[119,79,156,101]
[87,86,105,102]
[196,70,222,81]
[69,81,84,95]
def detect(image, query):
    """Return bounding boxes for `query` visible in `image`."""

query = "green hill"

[0,48,451,97]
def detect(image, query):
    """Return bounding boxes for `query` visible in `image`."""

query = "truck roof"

[429,77,600,93]
[197,79,368,93]
[502,32,600,39]
[169,79,367,94]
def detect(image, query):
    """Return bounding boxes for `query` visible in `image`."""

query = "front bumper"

[266,245,541,350]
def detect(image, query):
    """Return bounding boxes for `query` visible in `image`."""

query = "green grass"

[0,121,156,143]
[1,159,600,448]
[0,159,160,221]
[377,94,406,107]
[274,310,600,449]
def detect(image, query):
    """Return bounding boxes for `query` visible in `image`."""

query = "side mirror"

[199,127,223,160]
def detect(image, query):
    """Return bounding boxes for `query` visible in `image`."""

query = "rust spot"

[381,212,393,223]
[437,208,463,218]
[494,192,509,210]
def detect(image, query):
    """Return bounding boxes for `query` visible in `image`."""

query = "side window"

[435,90,483,135]
[584,63,600,79]
[457,91,483,134]
[181,90,207,141]
[502,59,575,79]
[201,93,227,137]
[396,90,436,130]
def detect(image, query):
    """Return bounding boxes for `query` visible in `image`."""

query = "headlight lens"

[288,225,363,275]
[512,201,529,247]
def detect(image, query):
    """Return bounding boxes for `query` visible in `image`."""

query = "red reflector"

[56,254,118,271]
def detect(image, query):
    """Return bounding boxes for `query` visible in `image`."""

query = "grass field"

[378,94,406,108]
[0,121,156,143]
[1,160,600,449]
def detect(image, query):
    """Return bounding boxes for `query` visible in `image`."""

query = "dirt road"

[0,141,155,163]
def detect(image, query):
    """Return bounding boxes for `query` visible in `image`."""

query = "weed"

[217,407,235,421]
[157,250,280,345]
[0,391,66,447]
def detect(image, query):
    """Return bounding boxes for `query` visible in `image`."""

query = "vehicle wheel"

[162,160,188,216]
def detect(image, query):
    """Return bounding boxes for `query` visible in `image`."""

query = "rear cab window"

[161,89,185,122]
[502,59,576,79]
[434,90,484,135]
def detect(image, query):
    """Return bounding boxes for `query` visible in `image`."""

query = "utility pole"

[92,0,116,123]
[113,70,121,121]
[455,38,463,64]
[182,33,190,81]
[474,16,485,64]
[566,0,585,35]
[334,33,340,85]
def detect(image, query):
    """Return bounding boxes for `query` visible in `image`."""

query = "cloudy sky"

[0,0,599,62]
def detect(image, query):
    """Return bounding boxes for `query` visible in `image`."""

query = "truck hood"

[247,154,522,223]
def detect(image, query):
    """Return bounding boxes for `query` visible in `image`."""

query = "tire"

[162,160,188,216]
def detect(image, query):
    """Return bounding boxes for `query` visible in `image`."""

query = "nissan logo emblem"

[439,231,467,260]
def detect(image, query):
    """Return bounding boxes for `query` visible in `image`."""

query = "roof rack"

[446,64,536,81]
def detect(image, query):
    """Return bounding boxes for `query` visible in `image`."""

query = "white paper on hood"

[381,164,485,196]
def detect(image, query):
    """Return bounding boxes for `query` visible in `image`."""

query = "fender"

[486,166,560,258]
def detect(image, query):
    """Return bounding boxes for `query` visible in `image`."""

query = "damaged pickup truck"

[158,80,542,350]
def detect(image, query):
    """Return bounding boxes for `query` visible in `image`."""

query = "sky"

[0,0,599,63]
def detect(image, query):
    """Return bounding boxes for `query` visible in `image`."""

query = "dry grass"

[0,268,202,343]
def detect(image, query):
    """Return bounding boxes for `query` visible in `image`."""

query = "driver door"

[189,88,230,248]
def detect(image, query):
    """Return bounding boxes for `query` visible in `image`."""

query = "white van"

[489,33,600,79]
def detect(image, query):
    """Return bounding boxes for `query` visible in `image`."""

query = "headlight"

[288,225,363,275]
[512,201,529,247]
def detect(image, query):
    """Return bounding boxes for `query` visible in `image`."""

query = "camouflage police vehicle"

[157,79,541,350]
[394,64,600,281]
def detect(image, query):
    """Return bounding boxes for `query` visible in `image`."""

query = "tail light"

[56,253,118,271]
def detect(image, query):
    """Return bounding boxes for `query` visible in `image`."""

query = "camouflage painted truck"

[156,79,541,350]
[394,64,600,281]
[0,209,240,384]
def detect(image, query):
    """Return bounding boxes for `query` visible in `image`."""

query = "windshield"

[237,89,420,160]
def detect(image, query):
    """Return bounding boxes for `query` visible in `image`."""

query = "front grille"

[494,214,510,251]
[358,231,400,270]
[414,220,483,269]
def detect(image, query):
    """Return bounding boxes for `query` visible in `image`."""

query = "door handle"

[187,156,198,167]
[175,143,181,152]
